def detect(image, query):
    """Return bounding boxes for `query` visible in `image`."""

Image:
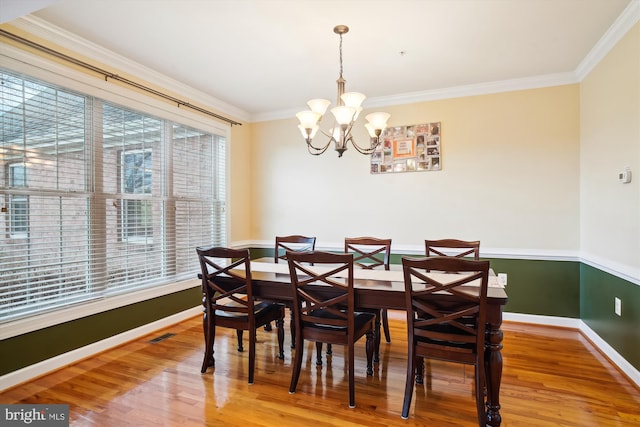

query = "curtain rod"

[0,29,242,127]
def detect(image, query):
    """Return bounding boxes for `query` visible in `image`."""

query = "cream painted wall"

[249,86,580,252]
[229,122,254,244]
[580,22,640,276]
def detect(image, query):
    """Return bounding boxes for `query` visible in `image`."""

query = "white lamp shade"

[331,106,356,125]
[298,124,318,139]
[296,110,321,128]
[365,112,390,130]
[340,92,366,109]
[364,123,377,138]
[307,99,331,116]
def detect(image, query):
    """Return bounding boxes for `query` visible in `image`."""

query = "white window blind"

[0,69,227,323]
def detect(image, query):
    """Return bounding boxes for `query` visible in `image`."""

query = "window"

[8,164,28,237]
[120,148,153,242]
[0,69,227,324]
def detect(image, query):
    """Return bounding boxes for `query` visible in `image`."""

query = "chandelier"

[296,25,391,157]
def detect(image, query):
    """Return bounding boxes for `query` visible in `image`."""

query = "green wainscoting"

[0,287,202,376]
[2,250,636,381]
[581,264,640,371]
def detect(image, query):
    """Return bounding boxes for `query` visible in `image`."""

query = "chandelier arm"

[307,139,332,155]
[305,134,333,154]
[350,136,383,155]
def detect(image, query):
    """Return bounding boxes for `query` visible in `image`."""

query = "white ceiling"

[3,0,636,122]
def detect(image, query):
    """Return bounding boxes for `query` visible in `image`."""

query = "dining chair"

[400,256,490,425]
[286,250,375,408]
[196,246,285,384]
[344,237,393,362]
[425,239,480,259]
[269,235,317,347]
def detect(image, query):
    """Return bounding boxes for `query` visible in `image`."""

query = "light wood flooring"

[1,310,638,426]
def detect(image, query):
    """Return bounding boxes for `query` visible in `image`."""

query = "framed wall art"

[370,122,441,174]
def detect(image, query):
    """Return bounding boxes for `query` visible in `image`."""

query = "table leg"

[484,318,504,426]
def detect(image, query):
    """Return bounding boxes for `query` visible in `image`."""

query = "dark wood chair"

[425,239,480,259]
[344,237,393,362]
[196,246,285,384]
[269,235,317,346]
[286,250,375,408]
[400,256,490,425]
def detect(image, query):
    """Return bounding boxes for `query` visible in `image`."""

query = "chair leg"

[264,322,272,331]
[236,329,244,352]
[381,308,391,343]
[401,344,416,419]
[289,309,296,349]
[373,311,381,363]
[348,341,355,408]
[289,334,303,394]
[248,327,256,385]
[415,356,424,384]
[326,343,332,355]
[200,320,216,373]
[276,317,285,360]
[315,341,323,366]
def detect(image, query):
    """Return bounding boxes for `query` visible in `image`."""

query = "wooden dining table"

[238,258,509,427]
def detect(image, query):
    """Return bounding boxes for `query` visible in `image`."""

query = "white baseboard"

[0,306,202,392]
[503,312,640,388]
[578,319,640,388]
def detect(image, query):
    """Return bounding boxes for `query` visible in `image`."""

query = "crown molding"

[9,3,640,126]
[252,72,579,123]
[10,15,251,123]
[575,0,640,81]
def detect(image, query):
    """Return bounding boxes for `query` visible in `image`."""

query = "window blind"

[0,69,227,323]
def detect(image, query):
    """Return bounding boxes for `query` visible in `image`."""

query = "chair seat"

[303,310,375,333]
[215,301,282,319]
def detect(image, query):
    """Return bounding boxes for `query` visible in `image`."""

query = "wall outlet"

[614,297,622,316]
[497,273,507,286]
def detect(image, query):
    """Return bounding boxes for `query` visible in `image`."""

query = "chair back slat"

[425,239,480,259]
[287,251,354,332]
[197,247,253,316]
[275,235,316,263]
[345,237,391,270]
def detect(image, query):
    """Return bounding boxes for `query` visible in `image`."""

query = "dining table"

[200,257,508,426]
[245,258,507,427]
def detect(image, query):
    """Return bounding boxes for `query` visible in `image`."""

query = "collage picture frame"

[370,122,441,174]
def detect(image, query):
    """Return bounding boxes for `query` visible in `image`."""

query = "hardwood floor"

[1,311,639,426]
